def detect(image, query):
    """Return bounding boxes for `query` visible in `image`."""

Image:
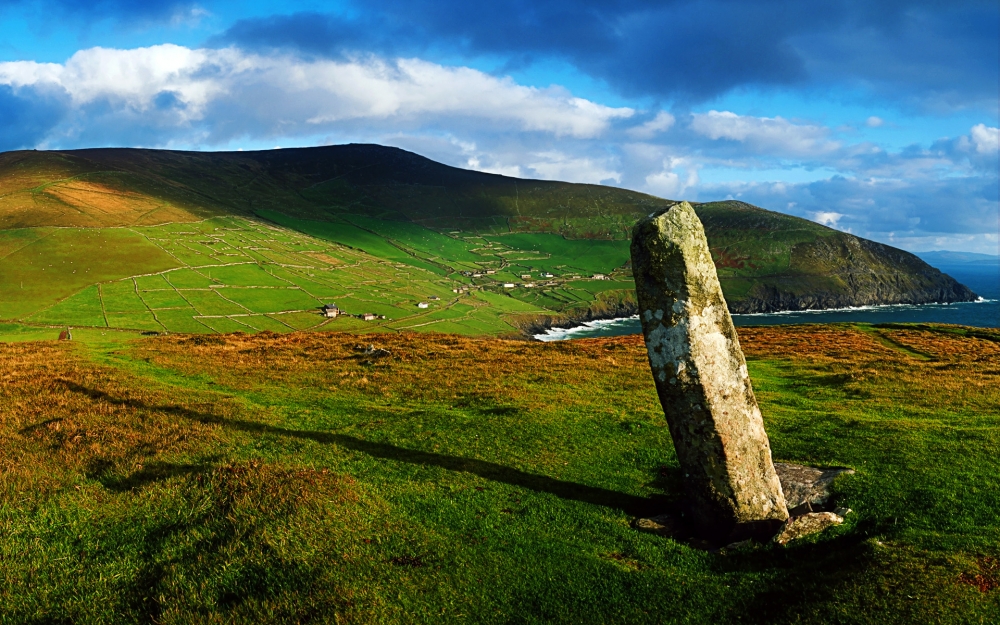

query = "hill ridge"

[0,144,978,332]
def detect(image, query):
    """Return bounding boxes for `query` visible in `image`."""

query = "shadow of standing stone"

[631,201,788,542]
[775,463,856,510]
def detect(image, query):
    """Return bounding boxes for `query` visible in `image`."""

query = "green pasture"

[344,215,485,266]
[256,210,450,277]
[1,326,998,622]
[484,232,631,275]
[0,228,178,319]
[220,288,322,314]
[0,214,640,337]
[139,288,191,310]
[107,311,163,332]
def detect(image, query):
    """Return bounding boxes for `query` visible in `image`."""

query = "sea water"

[535,265,999,341]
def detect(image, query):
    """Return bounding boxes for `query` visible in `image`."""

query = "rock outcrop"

[631,201,788,541]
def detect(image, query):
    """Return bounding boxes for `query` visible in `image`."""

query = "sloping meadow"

[1,324,998,622]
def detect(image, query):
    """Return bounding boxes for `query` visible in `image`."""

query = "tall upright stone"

[631,201,788,540]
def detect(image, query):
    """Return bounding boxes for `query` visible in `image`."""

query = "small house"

[521,274,532,279]
[417,302,429,308]
[361,313,377,321]
[503,283,516,288]
[429,295,440,301]
[592,274,607,280]
[485,270,496,274]
[541,272,554,278]
[322,303,340,318]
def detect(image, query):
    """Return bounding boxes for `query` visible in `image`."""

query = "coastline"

[533,297,998,341]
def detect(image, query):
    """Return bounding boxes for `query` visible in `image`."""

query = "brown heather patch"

[959,557,1000,593]
[43,180,163,216]
[0,340,226,497]
[736,324,900,361]
[136,330,656,411]
[305,251,343,265]
[133,323,999,423]
[877,326,1000,363]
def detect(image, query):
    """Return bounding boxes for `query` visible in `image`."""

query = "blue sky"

[0,0,997,253]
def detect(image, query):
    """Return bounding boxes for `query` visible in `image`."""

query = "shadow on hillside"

[58,380,667,517]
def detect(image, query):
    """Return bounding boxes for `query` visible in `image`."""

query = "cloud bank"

[0,45,633,147]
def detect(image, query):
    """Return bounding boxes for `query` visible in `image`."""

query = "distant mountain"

[0,145,978,328]
[917,251,1000,266]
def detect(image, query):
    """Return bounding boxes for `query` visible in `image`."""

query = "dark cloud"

[214,0,998,109]
[0,85,68,151]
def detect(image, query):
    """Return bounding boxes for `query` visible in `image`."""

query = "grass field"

[2,215,629,337]
[0,323,997,623]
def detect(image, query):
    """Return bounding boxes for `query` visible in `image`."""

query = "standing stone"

[631,201,788,541]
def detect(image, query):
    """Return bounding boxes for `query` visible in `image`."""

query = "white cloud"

[0,45,634,143]
[626,111,675,139]
[812,211,844,227]
[526,151,621,184]
[466,157,523,178]
[865,116,884,128]
[969,123,999,154]
[643,158,698,199]
[690,110,839,156]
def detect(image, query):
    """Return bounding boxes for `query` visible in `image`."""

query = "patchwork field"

[1,214,641,337]
[0,146,976,337]
[0,323,997,623]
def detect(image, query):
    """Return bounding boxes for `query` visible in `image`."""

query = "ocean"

[535,264,1000,341]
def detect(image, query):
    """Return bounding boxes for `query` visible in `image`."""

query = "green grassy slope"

[1,325,998,622]
[0,145,976,333]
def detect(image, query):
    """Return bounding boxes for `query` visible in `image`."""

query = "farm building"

[503,283,516,288]
[322,303,340,318]
[417,302,429,308]
[361,313,377,321]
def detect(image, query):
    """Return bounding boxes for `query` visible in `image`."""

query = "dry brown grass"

[134,330,656,415]
[134,324,1000,410]
[0,341,225,498]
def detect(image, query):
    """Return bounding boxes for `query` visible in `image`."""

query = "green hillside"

[0,146,976,335]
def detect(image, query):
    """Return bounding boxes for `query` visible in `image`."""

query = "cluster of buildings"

[319,269,614,321]
[322,304,384,322]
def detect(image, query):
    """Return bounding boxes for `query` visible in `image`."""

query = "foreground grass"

[1,324,998,623]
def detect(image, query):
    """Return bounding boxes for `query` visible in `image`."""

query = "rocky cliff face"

[726,232,978,314]
[692,200,978,314]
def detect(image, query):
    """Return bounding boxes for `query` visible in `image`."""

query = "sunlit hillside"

[0,146,976,336]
